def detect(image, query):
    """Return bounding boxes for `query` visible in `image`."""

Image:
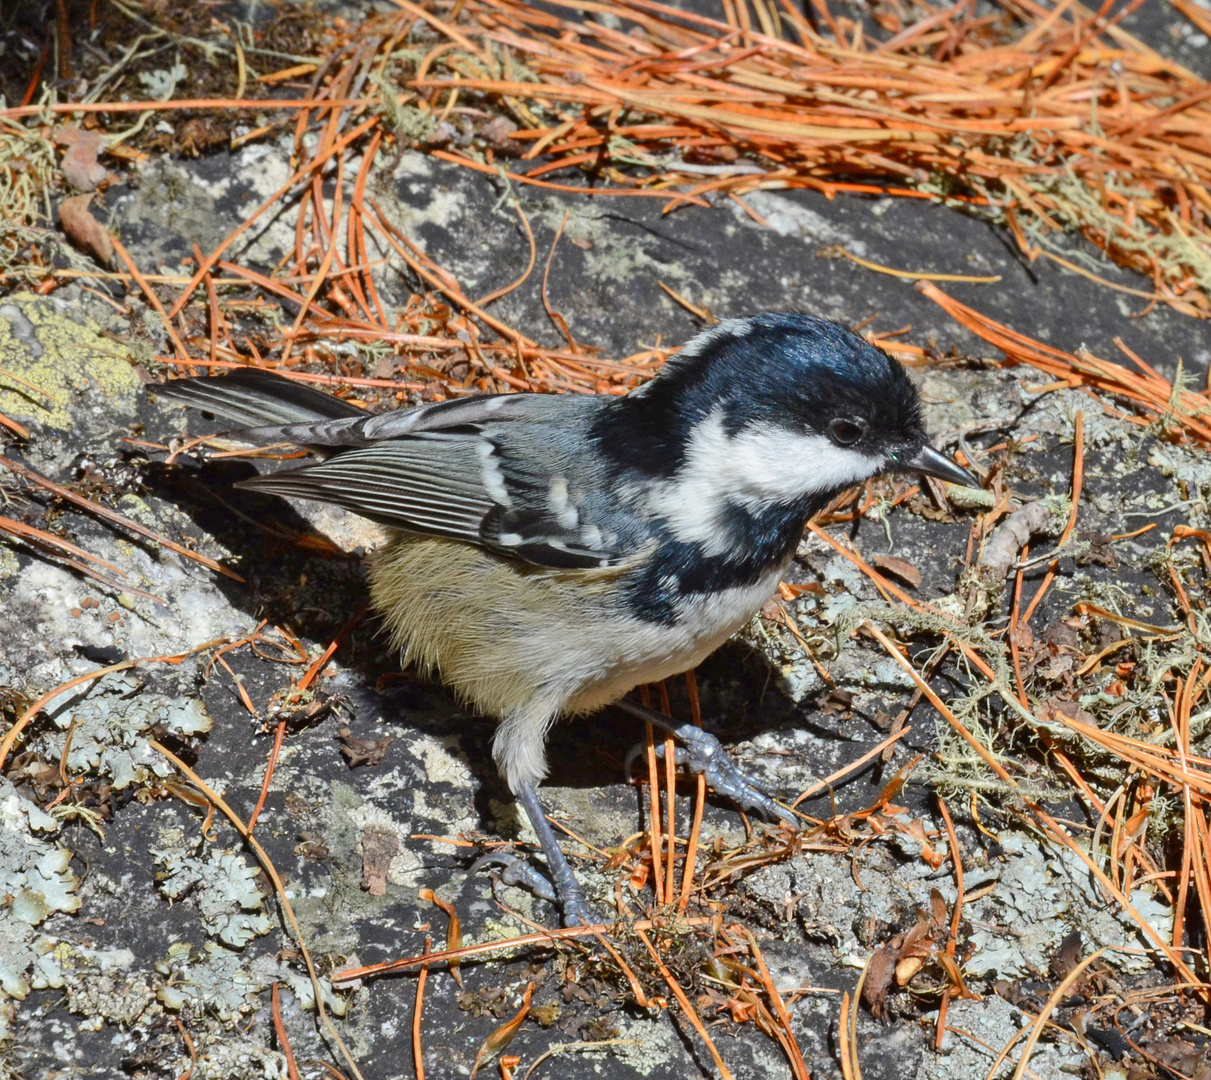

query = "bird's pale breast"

[367,532,786,721]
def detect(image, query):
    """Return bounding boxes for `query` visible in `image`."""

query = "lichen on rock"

[0,778,81,1040]
[152,831,273,949]
[36,672,212,790]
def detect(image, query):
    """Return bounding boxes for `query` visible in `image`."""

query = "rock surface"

[0,2,1207,1078]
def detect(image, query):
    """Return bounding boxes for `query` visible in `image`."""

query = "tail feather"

[152,369,366,431]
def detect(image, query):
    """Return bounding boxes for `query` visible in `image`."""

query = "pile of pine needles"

[403,0,1211,318]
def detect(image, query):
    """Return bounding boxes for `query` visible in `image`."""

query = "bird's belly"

[367,533,786,720]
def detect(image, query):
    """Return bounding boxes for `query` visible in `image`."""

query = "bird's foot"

[619,698,798,825]
[667,722,797,825]
[471,849,604,927]
[471,850,557,902]
[476,781,609,928]
[559,889,607,930]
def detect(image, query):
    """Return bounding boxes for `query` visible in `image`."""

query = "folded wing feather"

[159,369,631,569]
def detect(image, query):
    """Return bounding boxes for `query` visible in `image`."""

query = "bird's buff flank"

[153,312,977,926]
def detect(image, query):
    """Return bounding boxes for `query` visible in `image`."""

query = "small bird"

[155,313,975,926]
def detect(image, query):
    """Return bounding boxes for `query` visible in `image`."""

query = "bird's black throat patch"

[621,494,818,624]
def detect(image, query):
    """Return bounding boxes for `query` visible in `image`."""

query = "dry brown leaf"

[894,955,923,986]
[56,126,108,191]
[59,195,114,267]
[338,726,391,767]
[901,907,938,952]
[359,823,398,897]
[899,818,946,869]
[419,887,463,988]
[872,555,922,589]
[478,115,519,153]
[1049,930,1083,980]
[929,887,948,928]
[863,942,899,1019]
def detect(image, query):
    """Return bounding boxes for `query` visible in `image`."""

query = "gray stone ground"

[1,2,1209,1078]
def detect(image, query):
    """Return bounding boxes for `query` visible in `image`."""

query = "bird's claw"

[471,851,558,902]
[668,724,798,825]
[470,849,606,927]
[560,893,606,929]
[624,721,797,824]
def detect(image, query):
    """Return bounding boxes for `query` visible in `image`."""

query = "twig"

[1010,949,1106,1080]
[678,670,707,911]
[271,983,301,1080]
[0,454,243,582]
[634,925,736,1080]
[1020,410,1083,624]
[412,936,431,1080]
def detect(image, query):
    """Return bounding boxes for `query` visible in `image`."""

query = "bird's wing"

[239,434,500,548]
[158,370,636,568]
[243,391,567,449]
[155,368,554,448]
[153,367,368,429]
[238,399,637,569]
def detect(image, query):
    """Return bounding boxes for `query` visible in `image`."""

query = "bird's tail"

[152,368,365,431]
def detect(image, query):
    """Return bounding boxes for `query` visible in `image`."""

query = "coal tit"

[154,312,975,926]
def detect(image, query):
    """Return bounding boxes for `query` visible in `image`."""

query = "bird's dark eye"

[829,418,865,446]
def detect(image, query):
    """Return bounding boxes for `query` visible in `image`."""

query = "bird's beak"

[902,443,978,488]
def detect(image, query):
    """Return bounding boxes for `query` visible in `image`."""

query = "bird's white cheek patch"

[649,411,883,550]
[728,426,882,503]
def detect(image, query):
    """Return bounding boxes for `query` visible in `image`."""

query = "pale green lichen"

[249,953,349,1017]
[0,291,143,431]
[59,945,154,1029]
[966,833,1173,977]
[157,941,348,1021]
[0,119,57,280]
[158,942,267,1023]
[372,72,437,144]
[0,782,81,931]
[37,673,212,790]
[153,838,273,949]
[0,779,80,1040]
[138,63,189,101]
[0,920,38,1002]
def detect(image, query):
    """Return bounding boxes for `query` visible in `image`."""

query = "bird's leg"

[475,780,605,928]
[617,698,798,825]
[515,780,602,927]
